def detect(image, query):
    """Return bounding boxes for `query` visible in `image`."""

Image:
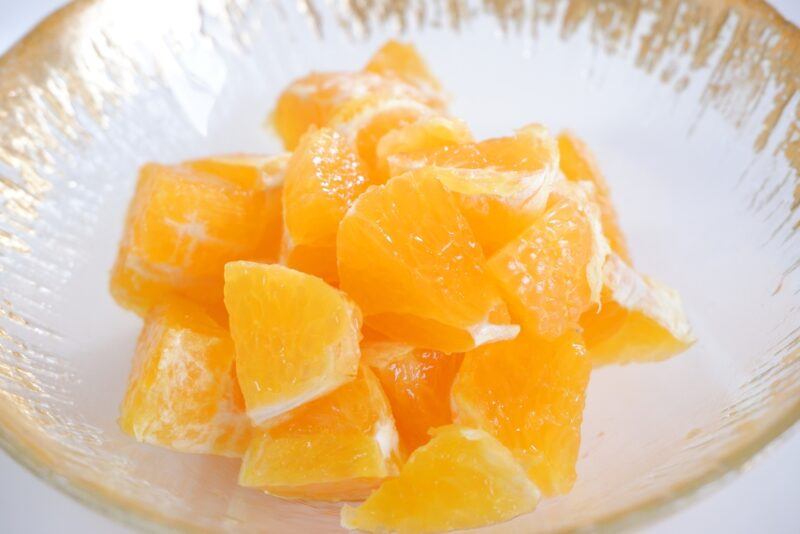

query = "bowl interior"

[1,0,799,531]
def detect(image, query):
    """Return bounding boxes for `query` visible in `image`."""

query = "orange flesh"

[119,296,250,457]
[452,331,591,495]
[337,172,518,353]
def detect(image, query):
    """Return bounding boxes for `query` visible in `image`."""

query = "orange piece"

[487,181,609,339]
[581,253,694,365]
[224,262,361,424]
[186,153,289,262]
[390,124,560,254]
[119,296,250,457]
[328,94,436,176]
[273,71,444,150]
[363,342,463,452]
[282,127,373,252]
[452,331,591,495]
[110,164,274,316]
[239,366,401,501]
[375,115,472,181]
[363,40,443,95]
[558,131,631,262]
[340,425,540,533]
[337,172,519,353]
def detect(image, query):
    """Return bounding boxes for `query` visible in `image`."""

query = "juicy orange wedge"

[119,296,250,457]
[487,180,609,339]
[363,342,463,452]
[110,163,275,316]
[185,153,288,262]
[558,131,631,262]
[224,262,361,424]
[239,366,401,501]
[452,331,591,495]
[581,252,694,365]
[340,425,540,533]
[337,172,519,353]
[363,40,443,95]
[390,124,560,254]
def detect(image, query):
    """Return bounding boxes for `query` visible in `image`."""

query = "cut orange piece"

[363,40,443,95]
[223,262,361,424]
[375,115,472,181]
[110,164,273,316]
[328,94,436,176]
[282,127,373,249]
[341,425,540,533]
[337,172,519,353]
[487,181,609,339]
[452,331,590,495]
[186,153,289,262]
[558,131,631,262]
[363,342,463,452]
[273,71,444,150]
[390,124,560,254]
[239,366,400,501]
[581,253,694,365]
[119,296,250,457]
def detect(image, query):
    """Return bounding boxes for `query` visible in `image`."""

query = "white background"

[0,1,798,532]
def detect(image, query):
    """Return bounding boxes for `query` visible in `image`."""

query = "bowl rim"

[0,0,799,531]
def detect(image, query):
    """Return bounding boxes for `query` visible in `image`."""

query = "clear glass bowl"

[1,0,799,531]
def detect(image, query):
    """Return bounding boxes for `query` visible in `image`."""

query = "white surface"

[0,1,799,533]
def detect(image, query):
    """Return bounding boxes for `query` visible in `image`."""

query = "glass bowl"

[1,0,799,531]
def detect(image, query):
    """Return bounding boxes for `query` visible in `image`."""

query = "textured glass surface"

[0,0,799,531]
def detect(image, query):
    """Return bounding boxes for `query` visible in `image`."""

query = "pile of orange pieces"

[111,41,694,533]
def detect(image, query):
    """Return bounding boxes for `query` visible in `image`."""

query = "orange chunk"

[390,124,559,254]
[581,253,694,365]
[558,131,631,262]
[452,331,591,495]
[376,115,472,180]
[341,425,540,533]
[119,296,250,457]
[186,153,289,262]
[363,342,463,452]
[239,367,400,501]
[487,181,609,339]
[363,40,443,95]
[110,164,273,316]
[224,262,361,424]
[337,172,519,353]
[273,71,444,150]
[328,94,436,176]
[283,127,372,248]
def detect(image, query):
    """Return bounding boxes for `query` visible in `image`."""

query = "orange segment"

[273,71,444,150]
[239,367,400,501]
[119,296,250,457]
[328,94,436,176]
[391,124,560,254]
[340,425,540,533]
[581,253,694,365]
[282,127,373,249]
[110,164,273,315]
[558,131,631,262]
[376,115,472,180]
[363,342,463,452]
[223,262,361,424]
[186,153,289,262]
[363,40,443,95]
[487,181,609,339]
[452,331,591,495]
[337,172,519,353]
